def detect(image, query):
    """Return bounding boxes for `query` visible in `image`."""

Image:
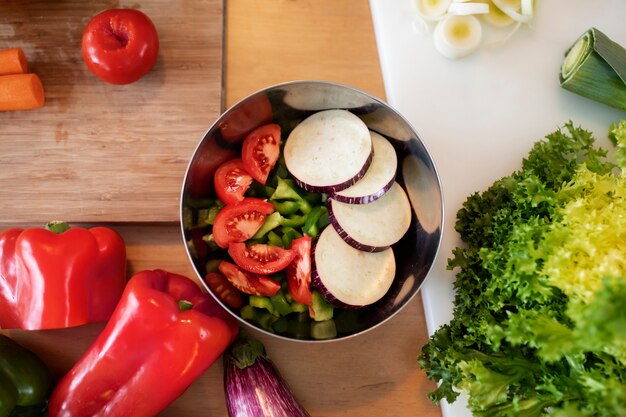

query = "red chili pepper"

[48,269,239,417]
[0,222,126,330]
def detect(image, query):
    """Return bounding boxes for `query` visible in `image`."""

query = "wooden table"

[0,0,442,416]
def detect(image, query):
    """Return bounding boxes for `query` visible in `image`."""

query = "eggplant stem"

[228,331,267,369]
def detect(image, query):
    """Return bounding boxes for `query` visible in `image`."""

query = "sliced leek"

[560,28,626,112]
[448,2,489,15]
[416,0,453,21]
[414,0,537,59]
[433,14,482,59]
[492,0,532,23]
[480,0,516,27]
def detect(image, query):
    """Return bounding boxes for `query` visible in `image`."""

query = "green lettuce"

[419,121,626,416]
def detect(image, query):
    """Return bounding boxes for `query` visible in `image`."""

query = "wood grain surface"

[0,0,224,223]
[0,0,443,416]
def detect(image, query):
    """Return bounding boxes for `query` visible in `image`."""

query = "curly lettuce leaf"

[419,121,626,416]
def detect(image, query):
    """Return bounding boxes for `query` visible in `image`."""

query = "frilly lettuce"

[419,121,626,416]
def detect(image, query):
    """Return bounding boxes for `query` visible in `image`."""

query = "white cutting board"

[369,1,626,416]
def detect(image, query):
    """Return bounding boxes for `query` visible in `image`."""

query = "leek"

[560,27,626,112]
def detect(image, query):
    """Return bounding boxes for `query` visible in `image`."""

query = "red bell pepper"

[48,269,239,417]
[0,222,126,330]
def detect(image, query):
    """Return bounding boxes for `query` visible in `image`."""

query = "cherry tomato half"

[214,159,253,205]
[218,261,280,297]
[241,124,281,185]
[287,236,313,305]
[228,243,295,275]
[82,8,159,85]
[204,272,244,309]
[212,198,275,248]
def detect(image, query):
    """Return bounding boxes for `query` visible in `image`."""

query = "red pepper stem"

[177,300,194,312]
[44,221,71,234]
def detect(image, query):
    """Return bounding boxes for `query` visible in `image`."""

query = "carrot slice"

[0,73,45,111]
[0,48,28,76]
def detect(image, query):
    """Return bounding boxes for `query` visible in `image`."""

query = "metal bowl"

[180,80,444,342]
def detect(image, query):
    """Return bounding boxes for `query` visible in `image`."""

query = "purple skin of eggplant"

[224,335,311,417]
[328,176,394,204]
[291,145,374,194]
[309,236,364,310]
[326,200,390,253]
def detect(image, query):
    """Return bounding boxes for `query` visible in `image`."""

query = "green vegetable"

[252,211,284,240]
[280,227,302,248]
[310,290,334,322]
[302,206,327,238]
[419,121,626,416]
[270,178,312,214]
[0,335,52,417]
[270,291,293,316]
[560,27,626,112]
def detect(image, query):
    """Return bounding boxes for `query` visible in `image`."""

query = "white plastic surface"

[369,1,626,416]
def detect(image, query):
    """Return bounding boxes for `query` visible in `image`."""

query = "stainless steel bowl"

[180,80,444,342]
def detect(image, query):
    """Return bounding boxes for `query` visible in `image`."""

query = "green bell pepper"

[0,335,52,417]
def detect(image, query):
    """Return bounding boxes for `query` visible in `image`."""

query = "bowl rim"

[179,79,445,343]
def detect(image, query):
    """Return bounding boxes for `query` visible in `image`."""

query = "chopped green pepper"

[267,231,284,248]
[252,212,284,240]
[310,290,334,322]
[271,201,301,216]
[280,227,303,248]
[281,214,306,228]
[270,178,312,214]
[303,206,327,238]
[270,291,293,316]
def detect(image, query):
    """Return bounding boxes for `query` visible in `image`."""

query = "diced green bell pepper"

[270,291,292,316]
[280,227,303,248]
[270,178,312,214]
[252,211,284,240]
[310,290,334,322]
[303,206,327,238]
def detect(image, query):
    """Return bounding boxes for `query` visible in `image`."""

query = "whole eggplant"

[223,333,311,417]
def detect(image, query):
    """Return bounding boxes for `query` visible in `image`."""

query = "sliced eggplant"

[312,226,396,308]
[283,109,373,193]
[331,131,397,204]
[328,182,411,252]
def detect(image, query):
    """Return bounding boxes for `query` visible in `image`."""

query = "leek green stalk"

[559,27,626,112]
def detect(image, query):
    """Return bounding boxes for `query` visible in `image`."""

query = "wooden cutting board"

[0,0,224,223]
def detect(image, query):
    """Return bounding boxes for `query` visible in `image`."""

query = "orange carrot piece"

[0,48,28,76]
[0,73,45,111]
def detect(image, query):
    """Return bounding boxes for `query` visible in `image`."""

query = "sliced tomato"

[218,261,280,297]
[286,236,313,305]
[228,243,296,274]
[214,159,253,205]
[212,198,275,248]
[204,271,244,309]
[241,124,281,185]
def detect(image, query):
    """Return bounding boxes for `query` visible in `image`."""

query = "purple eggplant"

[330,131,397,205]
[328,182,412,252]
[224,334,311,417]
[283,109,373,193]
[311,226,396,309]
